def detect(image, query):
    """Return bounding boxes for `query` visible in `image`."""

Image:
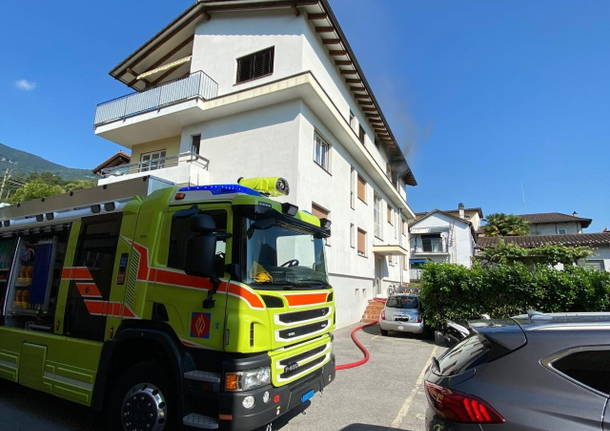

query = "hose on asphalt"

[335,321,378,371]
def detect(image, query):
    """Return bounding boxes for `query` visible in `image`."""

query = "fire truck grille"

[279,356,325,379]
[279,345,326,366]
[278,320,329,340]
[278,307,329,324]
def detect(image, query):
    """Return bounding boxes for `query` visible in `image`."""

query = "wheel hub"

[121,383,167,431]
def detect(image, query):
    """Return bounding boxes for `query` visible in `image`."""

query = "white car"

[379,294,424,335]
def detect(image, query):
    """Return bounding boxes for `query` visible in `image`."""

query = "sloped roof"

[106,0,416,185]
[517,212,592,228]
[415,207,483,219]
[477,233,610,249]
[92,151,131,175]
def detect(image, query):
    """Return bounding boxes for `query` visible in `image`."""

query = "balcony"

[94,71,218,127]
[97,152,210,186]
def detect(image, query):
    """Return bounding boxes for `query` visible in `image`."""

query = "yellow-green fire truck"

[0,176,335,430]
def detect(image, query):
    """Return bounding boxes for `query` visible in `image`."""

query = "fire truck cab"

[0,176,335,431]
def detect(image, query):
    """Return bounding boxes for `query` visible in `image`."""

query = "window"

[357,175,367,203]
[236,47,274,84]
[349,110,355,130]
[374,136,380,148]
[582,260,604,271]
[558,228,567,234]
[422,234,443,253]
[357,228,367,257]
[387,204,393,225]
[312,203,330,245]
[552,350,610,395]
[168,209,227,274]
[374,195,382,239]
[358,125,365,144]
[350,223,355,248]
[350,167,356,209]
[401,220,408,236]
[314,132,331,172]
[140,150,166,172]
[191,134,201,155]
[387,296,419,309]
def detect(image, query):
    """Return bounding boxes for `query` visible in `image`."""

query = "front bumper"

[379,319,424,334]
[218,355,335,431]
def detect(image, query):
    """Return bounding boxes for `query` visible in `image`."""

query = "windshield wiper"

[294,279,330,287]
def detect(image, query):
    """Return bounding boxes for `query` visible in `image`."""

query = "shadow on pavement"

[362,323,380,335]
[340,424,414,431]
[0,379,103,430]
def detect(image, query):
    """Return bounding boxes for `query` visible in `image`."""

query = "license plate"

[301,389,315,403]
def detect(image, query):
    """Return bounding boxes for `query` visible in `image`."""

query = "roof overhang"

[107,0,416,186]
[373,244,409,256]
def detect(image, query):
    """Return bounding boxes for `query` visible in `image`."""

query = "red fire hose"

[335,321,378,370]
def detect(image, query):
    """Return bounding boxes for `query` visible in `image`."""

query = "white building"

[517,212,592,235]
[92,0,417,327]
[409,204,481,280]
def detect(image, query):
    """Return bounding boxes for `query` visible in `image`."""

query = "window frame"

[350,167,356,209]
[311,203,330,246]
[387,204,394,225]
[543,346,610,397]
[358,125,366,144]
[140,149,167,172]
[313,131,331,173]
[357,174,367,204]
[235,46,275,85]
[350,223,355,249]
[357,228,367,257]
[374,195,383,240]
[191,134,201,155]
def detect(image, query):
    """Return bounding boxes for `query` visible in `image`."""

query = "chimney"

[572,211,578,217]
[458,203,465,219]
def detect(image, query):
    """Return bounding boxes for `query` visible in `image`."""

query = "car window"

[552,350,610,394]
[437,334,490,376]
[386,296,418,309]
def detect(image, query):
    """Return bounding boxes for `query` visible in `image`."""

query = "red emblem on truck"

[190,312,211,338]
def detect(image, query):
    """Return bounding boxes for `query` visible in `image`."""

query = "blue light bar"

[179,184,262,196]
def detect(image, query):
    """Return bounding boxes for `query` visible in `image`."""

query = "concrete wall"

[131,136,180,163]
[529,222,582,235]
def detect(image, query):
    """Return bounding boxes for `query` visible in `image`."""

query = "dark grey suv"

[425,312,610,430]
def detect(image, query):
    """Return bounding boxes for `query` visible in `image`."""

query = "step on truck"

[0,176,335,431]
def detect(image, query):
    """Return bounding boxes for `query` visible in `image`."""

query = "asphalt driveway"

[0,324,439,431]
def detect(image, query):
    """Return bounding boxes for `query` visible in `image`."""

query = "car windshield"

[386,296,419,309]
[245,218,328,289]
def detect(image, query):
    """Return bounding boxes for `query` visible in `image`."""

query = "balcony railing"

[94,71,219,126]
[99,152,209,178]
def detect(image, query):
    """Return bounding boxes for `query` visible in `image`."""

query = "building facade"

[409,205,481,280]
[92,0,416,327]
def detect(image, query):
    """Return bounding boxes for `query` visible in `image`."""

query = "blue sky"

[1,0,608,231]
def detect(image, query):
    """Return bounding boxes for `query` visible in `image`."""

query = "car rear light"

[424,381,504,424]
[417,315,423,323]
[380,310,386,320]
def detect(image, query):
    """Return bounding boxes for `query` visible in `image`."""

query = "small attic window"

[236,47,275,84]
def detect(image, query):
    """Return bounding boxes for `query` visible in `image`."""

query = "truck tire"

[107,361,178,431]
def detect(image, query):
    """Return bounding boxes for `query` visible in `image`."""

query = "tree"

[7,180,65,204]
[483,213,530,236]
[477,242,593,266]
[64,180,95,192]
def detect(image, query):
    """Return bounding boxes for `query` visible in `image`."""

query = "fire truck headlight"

[224,367,271,392]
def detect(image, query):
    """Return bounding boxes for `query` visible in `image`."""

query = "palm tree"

[483,213,529,236]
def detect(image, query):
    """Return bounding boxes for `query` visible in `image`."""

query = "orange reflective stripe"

[284,293,328,307]
[223,283,265,309]
[61,267,93,280]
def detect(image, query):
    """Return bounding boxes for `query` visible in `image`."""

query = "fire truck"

[0,176,335,430]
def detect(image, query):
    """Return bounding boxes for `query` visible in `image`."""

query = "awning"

[410,258,428,264]
[372,244,408,256]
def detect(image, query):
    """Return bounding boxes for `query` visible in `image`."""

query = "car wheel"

[107,361,177,431]
[380,329,389,336]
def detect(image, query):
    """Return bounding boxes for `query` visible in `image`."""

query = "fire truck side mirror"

[185,233,217,279]
[185,214,218,278]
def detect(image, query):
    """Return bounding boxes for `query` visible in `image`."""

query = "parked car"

[379,294,424,335]
[424,311,610,430]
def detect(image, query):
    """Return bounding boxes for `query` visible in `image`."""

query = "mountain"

[0,143,92,180]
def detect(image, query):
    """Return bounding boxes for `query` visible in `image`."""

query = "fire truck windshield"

[245,218,329,289]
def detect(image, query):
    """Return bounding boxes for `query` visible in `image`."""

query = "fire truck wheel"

[108,361,178,431]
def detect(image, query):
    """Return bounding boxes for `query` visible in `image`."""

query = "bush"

[419,262,610,328]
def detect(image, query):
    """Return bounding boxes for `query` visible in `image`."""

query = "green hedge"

[419,262,610,328]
